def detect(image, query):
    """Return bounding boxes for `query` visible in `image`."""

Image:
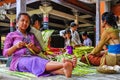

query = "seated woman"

[3,13,77,78]
[81,12,120,66]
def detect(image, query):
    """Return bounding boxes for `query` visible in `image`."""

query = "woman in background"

[81,12,120,66]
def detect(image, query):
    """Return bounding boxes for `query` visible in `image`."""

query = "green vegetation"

[73,46,94,58]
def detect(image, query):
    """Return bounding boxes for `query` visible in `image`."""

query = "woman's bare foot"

[51,68,64,75]
[72,55,77,68]
[62,55,77,68]
[63,61,73,78]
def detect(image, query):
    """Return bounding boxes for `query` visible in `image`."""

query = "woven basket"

[96,66,117,74]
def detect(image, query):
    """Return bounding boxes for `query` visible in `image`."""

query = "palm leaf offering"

[73,46,94,58]
[51,54,96,76]
[51,48,96,76]
[25,44,36,54]
[72,61,97,76]
[55,53,73,62]
[0,67,36,80]
[24,30,55,58]
[41,29,54,49]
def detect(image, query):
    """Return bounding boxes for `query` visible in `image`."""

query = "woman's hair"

[64,28,71,34]
[102,12,118,28]
[16,13,31,32]
[31,14,42,26]
[82,31,88,36]
[64,28,72,39]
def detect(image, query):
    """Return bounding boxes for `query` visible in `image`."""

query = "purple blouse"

[3,30,41,71]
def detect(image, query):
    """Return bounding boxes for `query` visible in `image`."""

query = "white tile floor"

[0,64,120,80]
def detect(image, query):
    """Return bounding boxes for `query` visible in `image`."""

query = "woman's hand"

[26,42,40,54]
[15,41,26,49]
[7,41,26,56]
[27,42,35,49]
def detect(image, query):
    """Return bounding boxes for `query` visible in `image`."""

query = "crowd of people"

[2,11,120,78]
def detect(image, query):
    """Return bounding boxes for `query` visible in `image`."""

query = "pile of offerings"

[73,46,94,58]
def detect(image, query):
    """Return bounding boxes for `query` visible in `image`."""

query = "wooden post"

[95,0,100,45]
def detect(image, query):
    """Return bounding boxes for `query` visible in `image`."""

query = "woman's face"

[65,33,71,39]
[82,35,86,40]
[34,20,41,30]
[17,15,30,31]
[101,20,106,28]
[71,25,78,31]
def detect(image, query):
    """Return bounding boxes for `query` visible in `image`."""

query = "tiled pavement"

[0,73,120,80]
[0,64,120,80]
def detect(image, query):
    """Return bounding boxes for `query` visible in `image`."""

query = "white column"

[105,1,111,12]
[16,0,26,17]
[95,0,100,45]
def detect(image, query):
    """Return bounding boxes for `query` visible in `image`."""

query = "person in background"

[30,14,45,51]
[81,12,120,66]
[60,22,82,47]
[30,14,62,55]
[81,31,92,46]
[3,13,77,78]
[64,28,72,47]
[63,29,73,54]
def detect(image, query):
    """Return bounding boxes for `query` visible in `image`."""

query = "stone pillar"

[16,0,26,17]
[72,9,79,25]
[6,14,15,32]
[96,0,100,45]
[43,13,49,29]
[40,5,52,30]
[10,19,15,32]
[9,15,15,32]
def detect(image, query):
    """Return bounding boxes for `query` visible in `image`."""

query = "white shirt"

[59,30,65,37]
[83,38,92,46]
[30,27,45,51]
[70,29,81,45]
